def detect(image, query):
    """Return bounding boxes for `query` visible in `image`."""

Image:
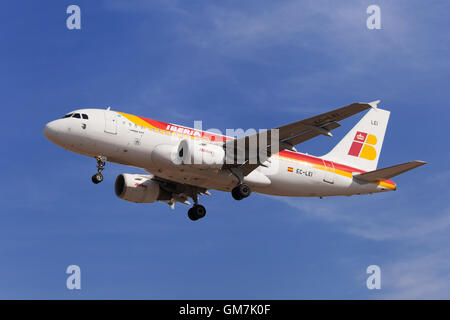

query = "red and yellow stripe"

[116,112,230,142]
[279,150,396,190]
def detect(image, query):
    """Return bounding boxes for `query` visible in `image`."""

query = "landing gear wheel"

[92,156,107,184]
[188,204,206,221]
[187,208,198,221]
[231,184,251,200]
[232,188,243,200]
[91,173,103,184]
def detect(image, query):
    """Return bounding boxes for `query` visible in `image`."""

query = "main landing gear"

[188,204,206,221]
[91,156,107,184]
[186,182,251,221]
[231,183,251,200]
[229,167,251,201]
[187,193,206,221]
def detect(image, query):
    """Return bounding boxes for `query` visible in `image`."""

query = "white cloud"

[276,176,450,298]
[279,190,450,241]
[382,251,450,299]
[100,0,450,120]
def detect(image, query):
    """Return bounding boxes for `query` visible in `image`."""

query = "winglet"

[368,100,380,110]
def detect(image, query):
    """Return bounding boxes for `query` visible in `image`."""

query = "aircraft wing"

[224,101,378,176]
[353,160,427,182]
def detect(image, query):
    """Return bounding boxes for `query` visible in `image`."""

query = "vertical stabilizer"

[322,107,390,172]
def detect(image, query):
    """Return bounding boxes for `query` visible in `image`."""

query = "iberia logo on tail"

[348,131,377,160]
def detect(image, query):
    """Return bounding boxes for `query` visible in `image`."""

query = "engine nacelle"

[114,174,161,203]
[176,139,225,168]
[150,144,178,168]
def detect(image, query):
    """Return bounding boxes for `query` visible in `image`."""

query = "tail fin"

[322,105,390,172]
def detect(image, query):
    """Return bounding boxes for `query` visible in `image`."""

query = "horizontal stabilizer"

[353,160,426,182]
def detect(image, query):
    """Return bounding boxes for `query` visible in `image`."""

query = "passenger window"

[73,113,81,119]
[82,114,88,120]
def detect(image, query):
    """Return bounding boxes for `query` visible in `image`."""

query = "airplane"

[43,100,426,221]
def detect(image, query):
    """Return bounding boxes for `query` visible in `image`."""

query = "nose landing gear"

[92,173,103,184]
[91,156,107,184]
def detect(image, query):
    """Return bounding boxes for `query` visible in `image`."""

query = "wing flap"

[353,160,427,182]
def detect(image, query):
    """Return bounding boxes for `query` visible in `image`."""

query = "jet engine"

[150,144,178,168]
[175,139,225,168]
[114,173,164,203]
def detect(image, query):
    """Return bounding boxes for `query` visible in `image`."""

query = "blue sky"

[1,0,449,299]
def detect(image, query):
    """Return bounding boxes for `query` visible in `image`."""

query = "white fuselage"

[43,108,395,198]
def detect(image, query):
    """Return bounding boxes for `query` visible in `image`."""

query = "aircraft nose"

[43,120,59,141]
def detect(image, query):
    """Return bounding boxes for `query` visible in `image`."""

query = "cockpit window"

[61,112,87,119]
